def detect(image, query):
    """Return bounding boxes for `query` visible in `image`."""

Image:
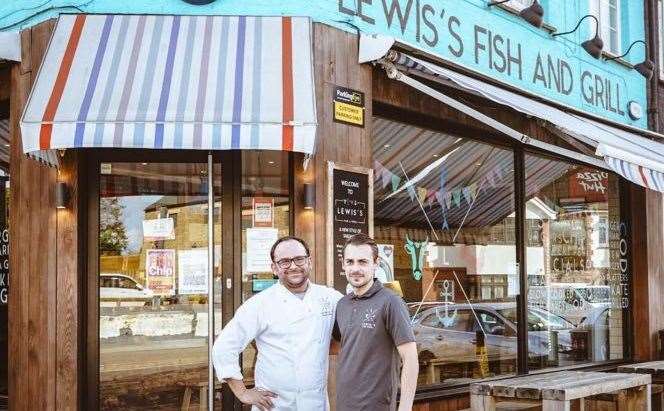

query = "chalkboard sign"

[327,162,373,292]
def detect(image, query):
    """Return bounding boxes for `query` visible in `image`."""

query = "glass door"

[92,150,292,410]
[96,156,222,410]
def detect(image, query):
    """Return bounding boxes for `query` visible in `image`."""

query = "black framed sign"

[327,162,373,292]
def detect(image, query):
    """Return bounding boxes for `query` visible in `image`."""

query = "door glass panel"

[239,151,291,394]
[98,162,221,410]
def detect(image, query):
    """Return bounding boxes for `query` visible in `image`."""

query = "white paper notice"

[178,249,208,294]
[143,218,175,241]
[246,228,279,273]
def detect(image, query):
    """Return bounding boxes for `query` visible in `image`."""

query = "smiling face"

[271,239,311,291]
[343,243,377,291]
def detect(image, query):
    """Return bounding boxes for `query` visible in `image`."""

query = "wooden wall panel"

[9,19,81,411]
[645,190,664,358]
[631,185,664,360]
[295,24,373,286]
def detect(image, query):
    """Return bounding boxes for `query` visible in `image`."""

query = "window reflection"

[525,155,625,368]
[98,162,221,410]
[373,117,516,387]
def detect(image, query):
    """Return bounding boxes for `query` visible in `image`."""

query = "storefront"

[3,1,664,410]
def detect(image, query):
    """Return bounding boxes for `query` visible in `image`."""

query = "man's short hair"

[270,236,311,262]
[343,233,379,262]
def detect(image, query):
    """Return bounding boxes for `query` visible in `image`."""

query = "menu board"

[327,162,373,292]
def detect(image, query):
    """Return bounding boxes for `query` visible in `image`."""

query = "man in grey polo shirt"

[333,234,419,411]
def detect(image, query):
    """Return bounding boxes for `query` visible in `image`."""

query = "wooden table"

[619,361,664,410]
[470,370,651,411]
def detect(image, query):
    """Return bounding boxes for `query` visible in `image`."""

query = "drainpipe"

[646,0,660,132]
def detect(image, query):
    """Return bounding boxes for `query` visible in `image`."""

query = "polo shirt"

[333,280,416,411]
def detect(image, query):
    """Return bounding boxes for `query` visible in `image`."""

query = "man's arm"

[396,341,418,411]
[212,302,278,410]
[226,379,277,411]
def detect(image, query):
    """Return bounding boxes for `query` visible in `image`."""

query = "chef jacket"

[212,281,343,410]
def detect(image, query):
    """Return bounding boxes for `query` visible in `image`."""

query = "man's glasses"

[275,255,309,269]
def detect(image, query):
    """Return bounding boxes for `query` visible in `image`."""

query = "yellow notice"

[334,101,364,126]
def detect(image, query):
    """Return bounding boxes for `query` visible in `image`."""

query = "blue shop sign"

[0,0,647,127]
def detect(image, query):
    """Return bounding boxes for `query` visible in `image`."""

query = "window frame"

[589,0,622,56]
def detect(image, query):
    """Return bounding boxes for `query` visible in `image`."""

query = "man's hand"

[238,387,278,411]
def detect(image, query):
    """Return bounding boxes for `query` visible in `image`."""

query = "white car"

[100,274,154,306]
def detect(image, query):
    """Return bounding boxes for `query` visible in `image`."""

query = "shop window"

[525,154,626,369]
[589,0,621,55]
[373,116,517,388]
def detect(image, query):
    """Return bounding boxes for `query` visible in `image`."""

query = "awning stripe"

[638,166,650,189]
[154,16,181,149]
[93,15,129,147]
[192,16,213,149]
[604,156,664,192]
[21,15,317,163]
[650,168,662,191]
[231,16,247,150]
[75,15,113,147]
[250,18,263,149]
[133,17,165,148]
[40,14,86,150]
[174,16,197,149]
[282,17,294,151]
[212,18,231,149]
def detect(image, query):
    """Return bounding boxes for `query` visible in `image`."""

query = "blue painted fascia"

[0,0,648,129]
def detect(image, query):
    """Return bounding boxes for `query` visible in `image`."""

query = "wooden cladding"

[9,19,82,411]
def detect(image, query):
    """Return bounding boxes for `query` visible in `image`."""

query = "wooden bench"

[618,361,664,410]
[180,381,223,411]
[470,370,651,411]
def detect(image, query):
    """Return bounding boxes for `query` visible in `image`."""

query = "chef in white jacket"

[212,236,343,411]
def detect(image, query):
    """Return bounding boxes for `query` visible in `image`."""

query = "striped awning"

[20,14,317,164]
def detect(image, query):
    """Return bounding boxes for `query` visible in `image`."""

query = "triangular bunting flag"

[391,174,401,192]
[445,192,452,209]
[381,167,391,189]
[452,190,462,208]
[407,185,416,201]
[462,187,472,205]
[417,187,428,203]
[426,191,435,208]
[469,182,479,201]
[373,161,383,182]
[435,191,445,209]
